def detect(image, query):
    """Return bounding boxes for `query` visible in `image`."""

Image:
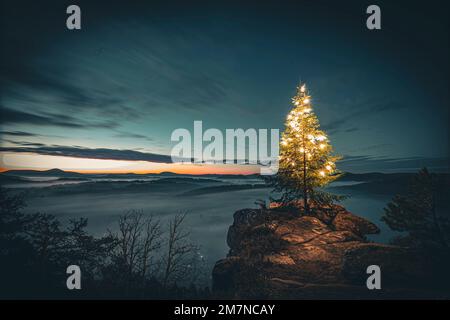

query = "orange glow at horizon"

[74,166,258,175]
[0,153,260,175]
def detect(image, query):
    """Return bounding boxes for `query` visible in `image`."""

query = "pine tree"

[381,167,449,249]
[269,83,342,214]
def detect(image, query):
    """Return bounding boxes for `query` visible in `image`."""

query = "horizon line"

[0,167,260,175]
[1,167,444,176]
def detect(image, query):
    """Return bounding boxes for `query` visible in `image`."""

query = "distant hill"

[332,171,450,199]
[2,168,83,177]
[3,168,446,183]
[337,172,413,182]
[1,168,261,179]
[158,171,178,176]
[0,174,28,184]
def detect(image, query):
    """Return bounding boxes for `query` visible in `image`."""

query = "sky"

[1,0,449,173]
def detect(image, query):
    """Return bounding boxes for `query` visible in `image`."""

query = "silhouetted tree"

[0,188,31,255]
[107,210,163,294]
[0,188,37,297]
[140,214,163,280]
[64,218,116,282]
[382,168,450,249]
[162,212,198,288]
[0,188,208,299]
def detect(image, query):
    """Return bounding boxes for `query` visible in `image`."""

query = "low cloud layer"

[0,145,174,163]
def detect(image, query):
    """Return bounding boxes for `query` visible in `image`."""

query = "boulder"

[332,210,380,237]
[211,257,241,296]
[212,206,450,299]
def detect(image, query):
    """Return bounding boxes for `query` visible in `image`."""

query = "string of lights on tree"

[272,83,342,213]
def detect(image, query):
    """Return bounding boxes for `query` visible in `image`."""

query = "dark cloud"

[0,142,259,164]
[114,132,154,141]
[338,155,450,173]
[349,143,393,153]
[2,140,46,147]
[0,145,177,163]
[323,99,405,134]
[4,70,90,107]
[0,131,40,137]
[0,106,118,129]
[2,58,141,123]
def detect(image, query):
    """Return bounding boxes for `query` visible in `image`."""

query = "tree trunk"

[303,149,309,215]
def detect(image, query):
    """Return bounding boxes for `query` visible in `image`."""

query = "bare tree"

[162,212,198,288]
[117,210,143,278]
[108,210,202,294]
[139,215,162,279]
[111,210,163,287]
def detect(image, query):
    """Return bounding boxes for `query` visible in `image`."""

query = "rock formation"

[212,204,450,299]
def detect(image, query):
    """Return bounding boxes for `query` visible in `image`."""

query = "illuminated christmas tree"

[269,83,342,214]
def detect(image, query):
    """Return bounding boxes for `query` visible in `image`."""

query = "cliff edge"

[212,204,450,299]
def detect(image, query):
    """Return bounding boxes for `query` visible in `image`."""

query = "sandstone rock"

[269,201,381,237]
[332,210,380,237]
[265,254,296,265]
[212,206,450,298]
[273,216,329,244]
[212,257,241,295]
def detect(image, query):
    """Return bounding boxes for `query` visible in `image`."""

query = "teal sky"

[1,0,449,173]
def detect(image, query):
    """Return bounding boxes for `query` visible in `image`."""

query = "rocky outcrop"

[212,204,450,299]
